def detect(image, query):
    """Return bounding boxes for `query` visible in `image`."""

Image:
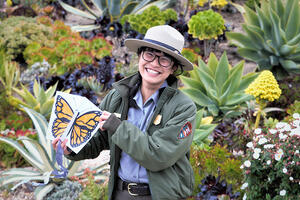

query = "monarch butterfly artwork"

[48,92,102,153]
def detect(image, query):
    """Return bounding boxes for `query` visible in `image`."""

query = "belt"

[117,178,151,196]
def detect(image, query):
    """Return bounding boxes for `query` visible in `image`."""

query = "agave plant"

[58,0,176,32]
[8,79,71,118]
[226,0,300,80]
[180,52,258,121]
[193,109,217,149]
[0,107,109,200]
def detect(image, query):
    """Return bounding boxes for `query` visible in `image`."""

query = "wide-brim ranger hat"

[124,25,193,71]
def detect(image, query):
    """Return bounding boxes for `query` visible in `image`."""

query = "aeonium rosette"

[240,113,300,200]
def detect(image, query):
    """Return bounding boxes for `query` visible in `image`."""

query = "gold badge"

[153,114,162,125]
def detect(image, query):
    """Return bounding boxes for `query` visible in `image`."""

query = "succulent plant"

[24,19,112,75]
[226,0,300,80]
[0,107,109,200]
[188,9,225,57]
[45,180,82,200]
[196,175,240,200]
[0,16,53,62]
[180,52,258,121]
[20,60,51,85]
[192,109,217,148]
[58,0,176,33]
[120,5,178,34]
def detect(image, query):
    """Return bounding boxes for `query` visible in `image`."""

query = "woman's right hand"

[52,137,71,155]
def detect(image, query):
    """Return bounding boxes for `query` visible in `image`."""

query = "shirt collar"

[134,81,168,107]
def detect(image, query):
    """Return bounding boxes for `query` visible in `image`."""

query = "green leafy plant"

[78,76,108,99]
[241,115,300,200]
[192,109,217,149]
[181,48,200,64]
[8,79,61,119]
[226,0,300,80]
[76,168,109,200]
[267,74,300,120]
[0,107,81,199]
[0,16,53,62]
[24,19,112,75]
[120,5,177,34]
[284,100,300,122]
[58,0,176,32]
[188,9,225,57]
[190,143,243,196]
[180,52,258,121]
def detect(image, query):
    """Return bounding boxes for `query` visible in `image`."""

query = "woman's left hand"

[99,111,111,131]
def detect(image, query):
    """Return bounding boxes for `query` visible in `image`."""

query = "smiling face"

[138,48,176,90]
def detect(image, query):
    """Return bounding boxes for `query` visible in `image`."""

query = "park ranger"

[53,25,196,200]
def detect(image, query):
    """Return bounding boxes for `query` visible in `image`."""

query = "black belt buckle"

[128,183,138,196]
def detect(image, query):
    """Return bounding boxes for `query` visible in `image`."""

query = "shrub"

[0,16,53,62]
[241,114,300,200]
[0,112,35,168]
[121,6,178,34]
[188,9,225,57]
[24,18,112,75]
[190,143,243,195]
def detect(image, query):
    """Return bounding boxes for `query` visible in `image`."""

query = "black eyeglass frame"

[141,48,174,68]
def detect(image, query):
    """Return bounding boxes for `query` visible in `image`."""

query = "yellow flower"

[245,70,281,102]
[198,0,208,7]
[211,0,228,9]
[6,0,13,7]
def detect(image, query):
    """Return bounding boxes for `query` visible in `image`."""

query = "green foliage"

[267,74,300,120]
[0,128,36,168]
[242,116,300,199]
[180,52,258,121]
[120,6,177,34]
[192,109,217,149]
[0,16,53,62]
[181,48,199,64]
[188,9,225,57]
[24,18,112,75]
[0,107,82,200]
[190,143,243,195]
[284,100,300,122]
[8,79,60,119]
[78,76,108,99]
[245,0,261,10]
[0,113,35,168]
[58,0,176,32]
[78,174,108,200]
[226,0,300,80]
[188,9,225,40]
[45,180,82,200]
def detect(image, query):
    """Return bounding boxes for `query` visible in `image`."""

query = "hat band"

[143,39,181,55]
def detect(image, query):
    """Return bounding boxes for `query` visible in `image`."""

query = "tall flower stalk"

[245,70,281,128]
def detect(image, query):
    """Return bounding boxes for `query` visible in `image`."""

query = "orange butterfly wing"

[70,111,101,147]
[52,95,74,138]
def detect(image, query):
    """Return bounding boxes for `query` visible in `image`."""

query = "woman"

[53,25,196,200]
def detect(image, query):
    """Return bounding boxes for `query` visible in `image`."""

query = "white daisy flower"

[244,160,251,167]
[280,189,286,196]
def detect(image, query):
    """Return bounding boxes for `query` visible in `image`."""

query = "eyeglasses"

[142,50,173,68]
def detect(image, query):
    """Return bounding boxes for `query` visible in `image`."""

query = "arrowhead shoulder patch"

[178,122,192,139]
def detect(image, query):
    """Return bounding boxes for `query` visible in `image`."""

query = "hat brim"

[125,39,194,71]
